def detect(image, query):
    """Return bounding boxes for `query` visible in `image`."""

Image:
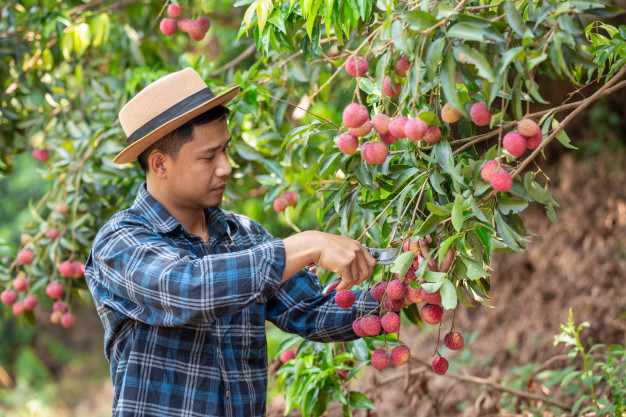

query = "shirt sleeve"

[87,216,285,327]
[265,269,381,343]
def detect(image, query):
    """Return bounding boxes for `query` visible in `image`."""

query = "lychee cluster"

[481,160,513,192]
[502,119,543,157]
[159,3,211,41]
[273,190,298,212]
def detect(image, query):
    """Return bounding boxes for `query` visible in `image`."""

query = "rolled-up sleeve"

[87,217,285,327]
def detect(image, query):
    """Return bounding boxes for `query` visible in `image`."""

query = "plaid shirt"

[85,183,378,417]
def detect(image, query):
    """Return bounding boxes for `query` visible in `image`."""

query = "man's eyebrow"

[198,137,232,154]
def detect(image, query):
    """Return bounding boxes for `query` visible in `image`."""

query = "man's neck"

[146,182,207,239]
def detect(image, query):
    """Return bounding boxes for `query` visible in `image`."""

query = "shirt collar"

[132,183,238,238]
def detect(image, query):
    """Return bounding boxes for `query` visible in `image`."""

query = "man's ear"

[148,151,169,179]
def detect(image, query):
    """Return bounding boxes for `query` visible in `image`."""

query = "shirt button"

[226,389,230,397]
[217,346,221,354]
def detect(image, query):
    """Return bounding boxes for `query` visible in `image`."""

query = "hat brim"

[113,85,240,164]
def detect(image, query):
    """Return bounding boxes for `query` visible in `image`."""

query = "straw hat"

[114,67,240,164]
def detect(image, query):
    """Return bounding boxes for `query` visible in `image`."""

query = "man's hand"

[282,231,376,290]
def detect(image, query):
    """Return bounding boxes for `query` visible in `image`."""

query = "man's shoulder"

[94,207,155,243]
[218,209,272,238]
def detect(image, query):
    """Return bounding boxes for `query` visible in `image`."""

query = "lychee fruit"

[423,126,442,144]
[335,290,356,309]
[378,132,397,145]
[441,103,462,123]
[55,203,70,216]
[71,262,85,278]
[360,315,381,336]
[371,348,391,370]
[61,312,76,328]
[470,102,492,126]
[46,282,63,299]
[490,170,513,192]
[59,261,75,278]
[403,239,418,252]
[32,148,50,162]
[387,279,407,301]
[419,287,442,305]
[187,19,206,41]
[371,114,390,135]
[13,302,25,316]
[381,312,400,333]
[345,56,368,77]
[370,281,386,302]
[279,349,296,364]
[352,318,368,337]
[13,276,28,292]
[406,287,423,304]
[385,297,404,312]
[480,160,501,182]
[336,134,359,155]
[23,295,37,310]
[197,16,211,33]
[444,331,464,350]
[388,116,408,139]
[421,303,443,324]
[53,300,68,313]
[517,118,540,137]
[392,345,410,366]
[167,3,182,18]
[503,131,527,157]
[361,141,388,165]
[432,356,449,375]
[45,228,60,240]
[403,268,416,283]
[273,197,289,212]
[349,120,372,137]
[395,56,410,77]
[404,118,427,142]
[342,103,369,128]
[50,310,63,324]
[282,191,298,206]
[526,131,542,150]
[1,289,17,306]
[159,18,177,36]
[17,249,34,265]
[382,76,401,97]
[177,18,190,33]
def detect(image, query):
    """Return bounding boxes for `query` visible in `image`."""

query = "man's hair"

[137,105,231,173]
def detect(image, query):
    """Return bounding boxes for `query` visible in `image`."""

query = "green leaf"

[451,198,463,232]
[390,251,416,277]
[355,157,375,190]
[402,10,439,30]
[423,271,446,283]
[348,391,376,409]
[427,201,449,216]
[415,213,439,237]
[421,281,443,292]
[426,37,446,84]
[505,0,528,37]
[453,45,496,83]
[455,283,475,307]
[440,279,458,310]
[470,196,489,223]
[402,303,423,326]
[497,197,529,215]
[347,338,370,362]
[446,22,485,42]
[437,234,458,266]
[551,118,578,149]
[461,256,489,280]
[441,54,465,117]
[494,211,523,252]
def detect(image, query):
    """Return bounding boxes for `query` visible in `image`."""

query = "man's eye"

[205,156,215,161]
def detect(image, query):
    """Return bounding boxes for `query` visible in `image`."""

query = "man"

[85,67,379,417]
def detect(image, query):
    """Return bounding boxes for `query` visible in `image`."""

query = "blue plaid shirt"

[85,183,377,417]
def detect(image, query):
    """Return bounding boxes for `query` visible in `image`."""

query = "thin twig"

[257,91,340,129]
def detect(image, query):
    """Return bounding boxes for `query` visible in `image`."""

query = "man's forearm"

[281,231,320,282]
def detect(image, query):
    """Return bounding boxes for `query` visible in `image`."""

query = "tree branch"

[208,44,257,79]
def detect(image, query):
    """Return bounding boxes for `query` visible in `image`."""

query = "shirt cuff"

[256,238,285,302]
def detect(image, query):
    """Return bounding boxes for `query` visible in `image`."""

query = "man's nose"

[215,152,232,177]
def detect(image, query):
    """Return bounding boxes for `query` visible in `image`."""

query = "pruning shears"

[315,245,401,296]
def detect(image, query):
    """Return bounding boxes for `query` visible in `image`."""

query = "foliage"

[1,0,626,415]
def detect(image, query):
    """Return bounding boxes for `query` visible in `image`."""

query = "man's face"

[164,118,232,209]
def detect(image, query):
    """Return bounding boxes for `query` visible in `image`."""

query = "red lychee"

[419,287,442,305]
[526,131,542,150]
[336,134,359,155]
[387,279,407,301]
[441,103,462,123]
[421,303,443,324]
[352,318,368,337]
[71,262,85,278]
[45,228,60,240]
[480,160,501,182]
[159,18,177,36]
[345,56,368,77]
[13,276,28,292]
[349,120,372,137]
[23,295,37,310]
[58,261,75,278]
[17,249,34,265]
[32,148,50,162]
[50,310,63,324]
[403,239,418,252]
[490,170,513,192]
[279,349,296,364]
[392,345,410,366]
[382,76,401,97]
[46,282,63,299]
[361,141,388,165]
[371,114,390,135]
[61,312,76,328]
[335,290,356,309]
[1,289,17,306]
[395,56,410,77]
[402,268,416,283]
[187,19,207,41]
[432,356,449,375]
[55,203,70,216]
[404,118,427,142]
[423,126,442,144]
[388,116,408,139]
[53,300,68,313]
[167,3,182,18]
[378,132,397,145]
[517,118,540,137]
[406,287,423,304]
[342,103,369,128]
[384,297,404,312]
[282,191,298,206]
[198,17,211,32]
[503,131,527,157]
[360,315,381,336]
[470,102,492,126]
[381,312,400,333]
[273,197,289,212]
[444,331,464,350]
[177,17,190,32]
[13,302,25,316]
[370,281,386,302]
[371,348,391,370]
